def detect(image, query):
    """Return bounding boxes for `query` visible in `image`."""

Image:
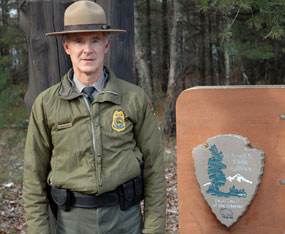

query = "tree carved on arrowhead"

[206,144,247,198]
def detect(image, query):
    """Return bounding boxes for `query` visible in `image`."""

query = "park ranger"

[23,1,166,234]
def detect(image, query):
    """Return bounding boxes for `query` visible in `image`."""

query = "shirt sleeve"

[23,95,52,234]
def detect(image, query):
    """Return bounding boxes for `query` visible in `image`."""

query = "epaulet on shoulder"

[116,78,145,95]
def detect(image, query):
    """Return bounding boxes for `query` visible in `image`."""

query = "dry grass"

[0,129,26,184]
[0,129,26,233]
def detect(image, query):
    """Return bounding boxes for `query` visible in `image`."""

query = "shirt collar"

[73,72,105,93]
[58,67,120,104]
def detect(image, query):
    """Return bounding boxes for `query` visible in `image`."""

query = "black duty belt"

[50,163,144,212]
[73,191,119,208]
[51,187,119,211]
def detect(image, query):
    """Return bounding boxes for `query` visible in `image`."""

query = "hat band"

[64,24,111,31]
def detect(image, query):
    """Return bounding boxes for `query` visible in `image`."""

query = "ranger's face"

[63,32,110,80]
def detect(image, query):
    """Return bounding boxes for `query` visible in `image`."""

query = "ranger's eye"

[92,39,100,43]
[71,38,82,44]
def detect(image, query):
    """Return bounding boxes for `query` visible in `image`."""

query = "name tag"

[57,123,72,130]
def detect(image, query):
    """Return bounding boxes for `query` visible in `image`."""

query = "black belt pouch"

[133,176,143,204]
[51,187,72,212]
[118,180,134,211]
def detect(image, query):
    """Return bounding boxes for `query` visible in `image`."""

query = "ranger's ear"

[62,39,70,55]
[104,38,110,54]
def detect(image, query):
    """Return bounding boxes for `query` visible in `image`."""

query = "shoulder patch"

[148,99,154,112]
[148,99,156,117]
[112,110,126,132]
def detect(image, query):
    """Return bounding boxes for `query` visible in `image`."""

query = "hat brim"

[46,29,126,36]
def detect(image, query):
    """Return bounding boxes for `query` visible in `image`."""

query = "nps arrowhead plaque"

[193,134,264,227]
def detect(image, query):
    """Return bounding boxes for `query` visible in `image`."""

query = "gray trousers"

[56,204,143,234]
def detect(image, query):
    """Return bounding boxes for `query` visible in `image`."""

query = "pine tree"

[197,0,285,85]
[207,145,227,193]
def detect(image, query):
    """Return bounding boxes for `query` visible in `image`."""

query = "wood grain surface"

[176,86,285,234]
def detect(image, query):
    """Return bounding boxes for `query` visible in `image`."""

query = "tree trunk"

[224,17,231,85]
[20,0,73,114]
[240,58,250,85]
[0,0,10,62]
[161,0,169,93]
[208,11,215,85]
[163,0,184,137]
[199,11,206,85]
[216,13,223,85]
[224,45,230,85]
[224,44,231,85]
[145,0,153,88]
[98,0,135,84]
[134,2,152,100]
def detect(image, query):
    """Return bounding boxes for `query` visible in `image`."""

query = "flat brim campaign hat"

[46,0,125,36]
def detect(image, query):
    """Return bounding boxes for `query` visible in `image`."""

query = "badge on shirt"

[112,110,126,132]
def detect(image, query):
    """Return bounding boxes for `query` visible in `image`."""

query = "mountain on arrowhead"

[227,174,252,184]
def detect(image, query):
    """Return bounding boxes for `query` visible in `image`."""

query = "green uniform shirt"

[23,67,166,234]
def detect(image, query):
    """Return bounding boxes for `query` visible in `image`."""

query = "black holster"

[118,160,144,211]
[47,185,58,219]
[50,187,73,212]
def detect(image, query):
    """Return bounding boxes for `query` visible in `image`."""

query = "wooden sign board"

[176,86,285,234]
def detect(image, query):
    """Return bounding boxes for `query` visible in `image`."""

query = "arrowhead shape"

[193,134,264,227]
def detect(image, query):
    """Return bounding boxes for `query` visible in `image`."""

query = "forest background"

[1,0,285,233]
[2,0,285,135]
